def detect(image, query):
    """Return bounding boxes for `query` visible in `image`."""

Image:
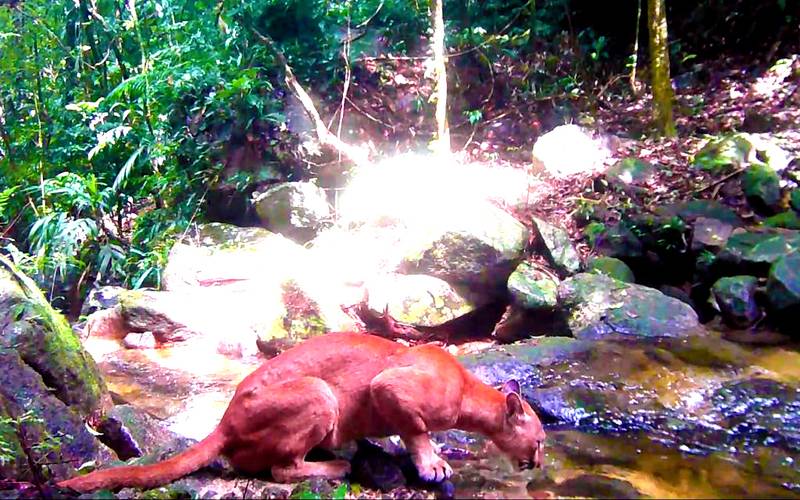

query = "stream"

[84,332,800,499]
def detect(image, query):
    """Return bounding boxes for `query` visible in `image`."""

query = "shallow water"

[85,335,800,498]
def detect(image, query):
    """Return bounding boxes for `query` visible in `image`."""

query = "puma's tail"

[58,428,225,493]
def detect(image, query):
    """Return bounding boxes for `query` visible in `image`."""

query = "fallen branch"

[694,166,747,195]
[252,28,369,169]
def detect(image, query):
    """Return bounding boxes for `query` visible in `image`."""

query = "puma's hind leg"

[369,366,460,482]
[223,376,347,482]
[271,459,351,483]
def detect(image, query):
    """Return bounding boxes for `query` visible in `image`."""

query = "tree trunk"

[647,0,676,137]
[430,0,450,154]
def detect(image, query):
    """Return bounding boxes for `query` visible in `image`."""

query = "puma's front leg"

[369,366,460,482]
[402,433,453,482]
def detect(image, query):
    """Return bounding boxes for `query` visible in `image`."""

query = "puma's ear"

[505,392,525,419]
[501,379,521,395]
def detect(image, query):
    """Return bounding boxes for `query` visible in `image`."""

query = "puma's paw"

[414,453,453,483]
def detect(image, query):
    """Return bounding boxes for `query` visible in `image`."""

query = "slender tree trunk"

[629,0,642,96]
[647,0,676,137]
[430,0,450,154]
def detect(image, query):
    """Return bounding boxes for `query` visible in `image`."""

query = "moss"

[0,256,107,415]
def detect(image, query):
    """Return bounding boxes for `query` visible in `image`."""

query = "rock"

[554,475,642,499]
[693,133,791,174]
[710,378,800,453]
[605,157,655,187]
[691,217,735,252]
[252,181,332,244]
[586,256,635,282]
[365,274,475,327]
[350,439,407,491]
[532,125,612,178]
[711,276,761,328]
[400,201,528,301]
[80,285,127,317]
[0,255,108,415]
[742,163,782,214]
[658,199,744,227]
[531,217,581,275]
[766,253,800,318]
[764,210,800,229]
[0,349,102,481]
[507,261,559,310]
[591,222,644,259]
[85,307,128,340]
[717,229,800,275]
[791,189,800,212]
[558,273,701,340]
[162,222,307,291]
[115,281,329,358]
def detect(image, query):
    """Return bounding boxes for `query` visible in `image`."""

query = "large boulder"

[101,278,352,359]
[400,201,528,302]
[364,274,475,327]
[252,181,333,244]
[162,223,307,291]
[532,125,612,178]
[0,256,110,480]
[558,273,701,340]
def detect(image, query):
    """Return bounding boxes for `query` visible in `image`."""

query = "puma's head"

[490,380,546,470]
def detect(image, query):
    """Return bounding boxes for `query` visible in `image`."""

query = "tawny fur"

[59,332,546,492]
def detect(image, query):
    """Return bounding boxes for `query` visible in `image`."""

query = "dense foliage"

[0,0,796,312]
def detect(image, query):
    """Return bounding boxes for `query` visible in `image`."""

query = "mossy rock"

[606,157,655,186]
[558,273,700,340]
[764,210,800,230]
[742,163,782,214]
[711,276,761,328]
[586,256,635,283]
[0,255,107,415]
[507,261,560,310]
[766,253,800,315]
[693,133,790,175]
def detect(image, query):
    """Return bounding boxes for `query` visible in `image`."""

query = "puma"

[59,332,546,492]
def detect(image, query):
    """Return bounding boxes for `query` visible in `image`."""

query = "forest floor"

[319,52,800,258]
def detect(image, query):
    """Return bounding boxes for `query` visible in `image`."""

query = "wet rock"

[710,378,800,453]
[400,201,528,301]
[711,276,761,328]
[691,217,735,252]
[253,181,333,244]
[717,229,800,275]
[555,474,641,499]
[585,256,635,283]
[507,261,559,310]
[350,439,407,491]
[531,217,581,275]
[742,163,782,214]
[766,253,800,322]
[558,273,701,340]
